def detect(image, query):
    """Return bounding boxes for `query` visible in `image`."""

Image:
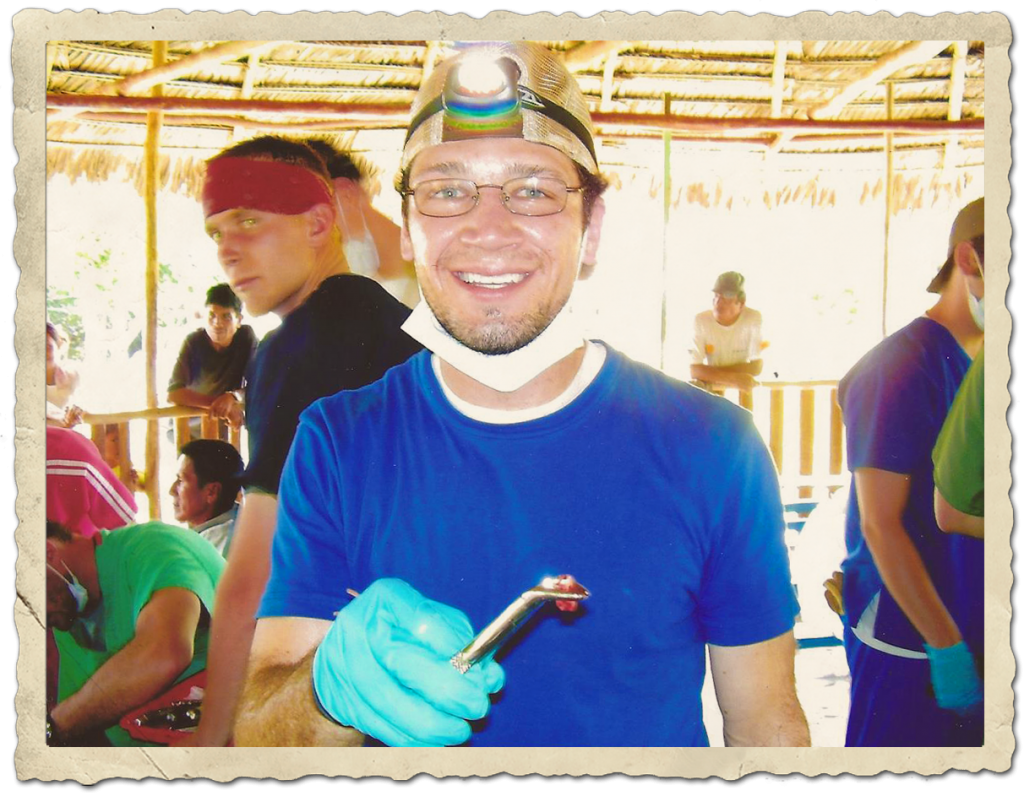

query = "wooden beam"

[771,42,789,118]
[808,41,955,121]
[770,388,785,472]
[943,41,969,169]
[48,93,984,135]
[101,40,281,96]
[882,81,895,338]
[799,388,815,499]
[232,52,264,142]
[600,53,618,112]
[561,41,629,72]
[143,41,166,520]
[830,388,844,476]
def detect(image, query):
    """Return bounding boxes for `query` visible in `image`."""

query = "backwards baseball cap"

[401,42,599,175]
[927,197,984,294]
[713,271,745,299]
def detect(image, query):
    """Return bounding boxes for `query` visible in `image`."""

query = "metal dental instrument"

[450,575,590,674]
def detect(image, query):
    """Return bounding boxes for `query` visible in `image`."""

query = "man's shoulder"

[741,307,763,324]
[103,522,225,566]
[839,318,959,398]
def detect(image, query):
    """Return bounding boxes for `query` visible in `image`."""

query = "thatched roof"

[46,39,985,205]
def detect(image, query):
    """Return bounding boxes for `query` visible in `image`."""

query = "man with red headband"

[237,44,808,747]
[183,136,421,746]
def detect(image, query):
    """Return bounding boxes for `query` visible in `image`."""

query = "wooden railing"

[713,380,847,503]
[80,405,243,520]
[80,380,847,520]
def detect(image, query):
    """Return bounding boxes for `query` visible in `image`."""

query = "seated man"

[170,439,245,557]
[690,271,766,393]
[45,520,224,746]
[46,425,138,713]
[167,283,258,431]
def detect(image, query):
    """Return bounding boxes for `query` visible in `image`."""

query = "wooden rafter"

[943,40,969,170]
[770,41,790,118]
[561,41,630,73]
[808,40,955,120]
[99,40,282,97]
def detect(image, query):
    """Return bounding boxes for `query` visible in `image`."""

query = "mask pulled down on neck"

[401,295,587,394]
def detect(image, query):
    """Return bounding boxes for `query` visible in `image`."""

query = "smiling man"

[237,43,809,748]
[183,136,422,746]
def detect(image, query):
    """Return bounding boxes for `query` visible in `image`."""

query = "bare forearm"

[235,652,364,747]
[864,520,962,647]
[690,364,757,389]
[167,388,214,409]
[190,572,264,745]
[51,639,187,736]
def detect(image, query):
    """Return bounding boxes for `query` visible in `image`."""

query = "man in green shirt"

[933,348,985,538]
[46,520,224,746]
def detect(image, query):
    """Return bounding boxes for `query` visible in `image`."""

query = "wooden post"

[739,389,754,411]
[799,388,815,499]
[769,387,785,473]
[116,422,132,490]
[830,387,844,478]
[882,80,894,338]
[659,92,671,371]
[175,416,191,449]
[144,41,167,519]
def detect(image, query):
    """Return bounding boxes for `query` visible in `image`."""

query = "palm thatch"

[46,39,985,208]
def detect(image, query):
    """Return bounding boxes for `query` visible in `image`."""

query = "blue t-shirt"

[243,274,421,495]
[839,317,982,654]
[261,346,798,746]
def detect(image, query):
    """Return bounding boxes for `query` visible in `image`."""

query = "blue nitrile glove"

[924,640,983,715]
[311,578,505,747]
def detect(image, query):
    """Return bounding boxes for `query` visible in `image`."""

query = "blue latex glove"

[312,578,505,747]
[924,640,983,715]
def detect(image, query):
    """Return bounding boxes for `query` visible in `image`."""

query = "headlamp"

[401,42,599,175]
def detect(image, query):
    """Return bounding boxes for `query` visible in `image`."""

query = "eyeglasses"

[402,177,583,218]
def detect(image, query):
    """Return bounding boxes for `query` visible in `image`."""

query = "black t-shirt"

[168,325,258,397]
[243,274,422,494]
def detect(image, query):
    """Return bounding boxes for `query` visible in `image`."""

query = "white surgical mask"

[336,192,381,276]
[967,259,985,331]
[48,561,89,613]
[402,293,587,394]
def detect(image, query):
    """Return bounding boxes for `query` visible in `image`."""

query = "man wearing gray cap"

[837,197,985,746]
[690,270,766,393]
[237,42,808,748]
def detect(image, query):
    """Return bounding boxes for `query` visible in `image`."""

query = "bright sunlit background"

[45,125,982,520]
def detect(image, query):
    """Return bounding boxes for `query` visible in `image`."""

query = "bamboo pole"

[101,41,280,96]
[143,41,166,519]
[770,388,785,472]
[882,81,894,339]
[659,93,671,371]
[799,388,815,499]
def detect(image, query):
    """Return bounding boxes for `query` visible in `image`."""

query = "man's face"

[205,207,318,318]
[401,138,602,354]
[170,455,216,527]
[712,293,744,327]
[205,303,241,350]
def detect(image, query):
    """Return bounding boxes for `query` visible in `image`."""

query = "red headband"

[202,157,333,218]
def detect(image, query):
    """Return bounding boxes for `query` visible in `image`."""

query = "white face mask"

[967,259,985,332]
[48,561,89,613]
[401,292,587,393]
[335,191,381,276]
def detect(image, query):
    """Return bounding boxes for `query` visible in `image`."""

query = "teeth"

[458,272,526,288]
